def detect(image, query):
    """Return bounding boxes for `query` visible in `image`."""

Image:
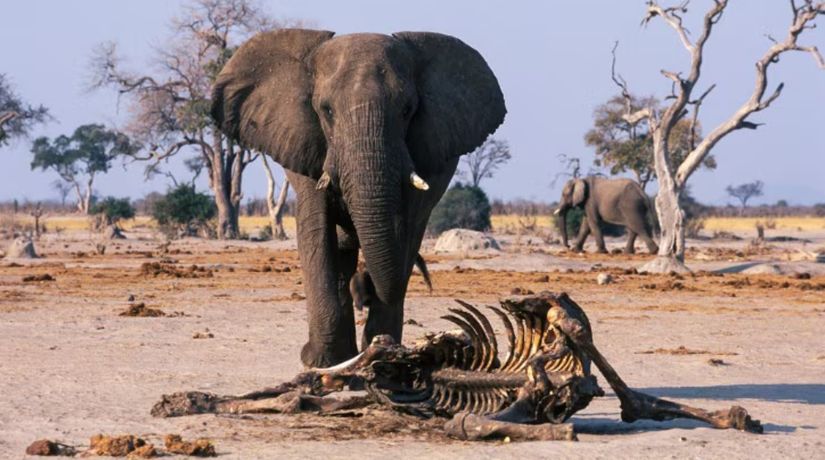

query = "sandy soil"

[1,228,824,459]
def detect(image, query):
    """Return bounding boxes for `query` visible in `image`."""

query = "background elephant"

[555,177,658,254]
[212,29,505,367]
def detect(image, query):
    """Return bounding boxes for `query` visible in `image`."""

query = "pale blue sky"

[2,1,823,205]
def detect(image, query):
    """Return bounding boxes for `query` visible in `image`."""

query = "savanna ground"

[1,215,824,459]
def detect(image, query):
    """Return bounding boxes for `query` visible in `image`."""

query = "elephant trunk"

[336,104,409,310]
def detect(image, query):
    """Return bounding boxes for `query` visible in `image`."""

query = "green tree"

[0,74,50,146]
[585,94,716,190]
[428,183,492,235]
[30,124,140,214]
[152,184,217,237]
[91,197,136,225]
[90,0,285,239]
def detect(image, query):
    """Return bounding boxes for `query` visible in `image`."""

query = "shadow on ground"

[640,383,825,405]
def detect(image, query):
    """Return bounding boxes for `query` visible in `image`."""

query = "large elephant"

[554,177,658,254]
[211,29,506,367]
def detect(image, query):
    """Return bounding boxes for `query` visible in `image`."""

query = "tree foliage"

[89,0,285,238]
[30,124,140,213]
[726,180,764,209]
[91,197,136,225]
[152,184,217,237]
[460,137,512,187]
[0,74,50,146]
[585,94,716,190]
[428,183,492,235]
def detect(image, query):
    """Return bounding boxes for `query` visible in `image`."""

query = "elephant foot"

[624,248,636,255]
[301,341,358,368]
[596,248,608,254]
[572,246,585,254]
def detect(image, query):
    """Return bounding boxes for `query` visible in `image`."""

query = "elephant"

[211,29,506,367]
[554,177,658,254]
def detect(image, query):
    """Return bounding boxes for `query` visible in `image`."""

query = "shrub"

[151,185,216,238]
[428,183,491,236]
[553,207,625,238]
[91,197,135,225]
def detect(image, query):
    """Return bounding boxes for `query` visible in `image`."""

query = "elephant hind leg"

[626,219,658,255]
[625,231,637,254]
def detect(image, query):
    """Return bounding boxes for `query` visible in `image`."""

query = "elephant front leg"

[588,213,608,254]
[572,216,590,253]
[292,176,358,368]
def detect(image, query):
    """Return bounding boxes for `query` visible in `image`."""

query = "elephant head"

[555,178,588,247]
[211,29,505,364]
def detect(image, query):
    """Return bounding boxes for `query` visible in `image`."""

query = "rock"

[741,263,784,275]
[596,273,613,285]
[434,229,500,253]
[5,237,38,259]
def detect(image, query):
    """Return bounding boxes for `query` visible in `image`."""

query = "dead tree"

[726,180,764,210]
[260,154,290,240]
[89,0,281,239]
[29,203,43,240]
[615,0,824,273]
[461,137,511,187]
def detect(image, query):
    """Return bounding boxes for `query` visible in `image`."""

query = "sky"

[1,0,824,206]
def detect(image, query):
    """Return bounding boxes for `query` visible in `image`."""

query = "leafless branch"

[673,1,824,187]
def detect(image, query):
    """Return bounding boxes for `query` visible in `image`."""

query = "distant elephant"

[554,177,658,254]
[212,29,505,367]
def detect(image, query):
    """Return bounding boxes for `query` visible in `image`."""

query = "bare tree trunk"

[261,154,289,240]
[210,132,239,240]
[641,131,689,274]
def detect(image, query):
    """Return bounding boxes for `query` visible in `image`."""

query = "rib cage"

[367,298,586,417]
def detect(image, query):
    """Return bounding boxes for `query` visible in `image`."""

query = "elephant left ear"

[393,32,506,175]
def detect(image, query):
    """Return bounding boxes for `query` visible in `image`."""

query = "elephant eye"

[321,103,333,121]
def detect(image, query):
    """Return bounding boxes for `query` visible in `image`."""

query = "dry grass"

[702,217,825,232]
[3,213,822,236]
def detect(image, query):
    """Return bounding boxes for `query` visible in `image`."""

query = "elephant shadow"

[573,383,824,435]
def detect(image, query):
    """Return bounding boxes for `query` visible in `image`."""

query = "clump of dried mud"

[140,262,213,278]
[164,434,216,457]
[22,273,55,282]
[118,303,167,317]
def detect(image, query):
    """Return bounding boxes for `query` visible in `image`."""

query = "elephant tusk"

[310,351,366,373]
[316,171,332,191]
[553,208,561,215]
[410,172,430,191]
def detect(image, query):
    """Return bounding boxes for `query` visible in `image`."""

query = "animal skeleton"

[152,292,762,441]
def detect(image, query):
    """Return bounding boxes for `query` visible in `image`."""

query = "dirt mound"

[164,434,216,457]
[25,439,77,456]
[88,434,155,457]
[5,238,38,259]
[119,303,166,317]
[741,263,784,275]
[434,229,500,253]
[22,274,55,282]
[140,262,213,278]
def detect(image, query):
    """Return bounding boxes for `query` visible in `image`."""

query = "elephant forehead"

[314,34,414,84]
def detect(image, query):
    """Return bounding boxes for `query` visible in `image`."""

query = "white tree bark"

[261,154,289,240]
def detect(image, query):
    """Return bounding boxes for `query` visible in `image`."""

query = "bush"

[553,207,625,238]
[91,197,135,226]
[151,185,216,238]
[428,183,491,236]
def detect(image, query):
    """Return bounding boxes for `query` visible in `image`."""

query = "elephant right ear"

[211,29,334,179]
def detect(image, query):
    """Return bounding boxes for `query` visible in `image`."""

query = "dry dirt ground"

[1,227,824,459]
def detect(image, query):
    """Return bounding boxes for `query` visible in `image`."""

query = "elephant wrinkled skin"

[211,29,506,367]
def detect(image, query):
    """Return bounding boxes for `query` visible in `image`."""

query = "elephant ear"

[572,179,588,207]
[211,29,334,179]
[393,32,506,174]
